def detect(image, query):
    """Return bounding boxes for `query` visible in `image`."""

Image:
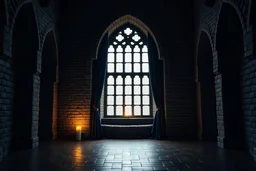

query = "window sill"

[101,118,153,125]
[101,124,152,127]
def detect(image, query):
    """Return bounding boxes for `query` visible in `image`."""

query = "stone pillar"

[215,73,225,148]
[31,73,40,148]
[30,51,42,147]
[212,51,225,147]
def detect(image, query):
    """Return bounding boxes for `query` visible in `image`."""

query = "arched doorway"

[38,31,57,141]
[197,31,217,141]
[216,3,244,148]
[12,3,39,149]
[0,0,6,55]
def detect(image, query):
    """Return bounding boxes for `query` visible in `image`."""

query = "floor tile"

[0,140,255,171]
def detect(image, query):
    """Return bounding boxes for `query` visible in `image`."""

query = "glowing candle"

[76,126,81,141]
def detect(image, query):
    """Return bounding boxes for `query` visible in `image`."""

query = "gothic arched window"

[105,25,152,117]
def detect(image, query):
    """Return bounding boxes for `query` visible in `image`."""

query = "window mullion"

[105,27,152,118]
[150,88,153,117]
[122,50,125,117]
[132,48,134,117]
[140,52,143,116]
[114,51,116,117]
[104,74,107,117]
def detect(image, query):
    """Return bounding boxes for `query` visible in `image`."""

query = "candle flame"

[124,113,132,117]
[76,126,81,131]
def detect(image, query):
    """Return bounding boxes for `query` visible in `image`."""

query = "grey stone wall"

[0,0,56,160]
[197,0,256,159]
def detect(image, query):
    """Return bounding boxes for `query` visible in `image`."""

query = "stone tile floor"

[0,140,256,171]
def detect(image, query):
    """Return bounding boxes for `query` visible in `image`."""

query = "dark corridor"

[198,32,217,141]
[217,4,245,148]
[39,31,57,141]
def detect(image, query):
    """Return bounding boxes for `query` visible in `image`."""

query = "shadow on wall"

[38,0,52,7]
[216,3,244,149]
[205,0,216,7]
[251,0,256,57]
[12,3,39,149]
[197,31,217,142]
[250,0,256,160]
[39,30,57,142]
[0,0,6,56]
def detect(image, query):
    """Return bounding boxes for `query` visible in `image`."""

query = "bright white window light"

[106,26,152,116]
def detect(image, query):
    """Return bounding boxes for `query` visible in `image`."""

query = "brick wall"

[0,57,14,157]
[197,0,256,158]
[57,8,91,136]
[58,0,197,139]
[0,0,56,160]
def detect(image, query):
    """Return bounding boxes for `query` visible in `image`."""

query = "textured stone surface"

[0,140,256,171]
[0,0,56,159]
[0,57,14,157]
[197,0,256,157]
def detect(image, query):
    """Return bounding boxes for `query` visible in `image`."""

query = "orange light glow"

[124,113,132,117]
[76,126,81,131]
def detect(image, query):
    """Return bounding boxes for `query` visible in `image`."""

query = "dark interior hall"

[0,0,256,170]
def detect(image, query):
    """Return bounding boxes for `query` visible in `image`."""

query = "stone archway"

[94,15,164,139]
[38,30,57,141]
[0,0,6,55]
[216,3,244,149]
[12,3,39,149]
[197,31,217,141]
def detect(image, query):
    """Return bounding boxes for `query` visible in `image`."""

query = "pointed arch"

[12,2,39,149]
[92,15,166,139]
[41,29,59,71]
[96,15,161,61]
[11,2,40,53]
[214,2,246,50]
[196,29,213,66]
[39,30,58,141]
[197,31,217,141]
[216,3,245,149]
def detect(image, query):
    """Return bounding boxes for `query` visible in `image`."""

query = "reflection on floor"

[0,140,256,171]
